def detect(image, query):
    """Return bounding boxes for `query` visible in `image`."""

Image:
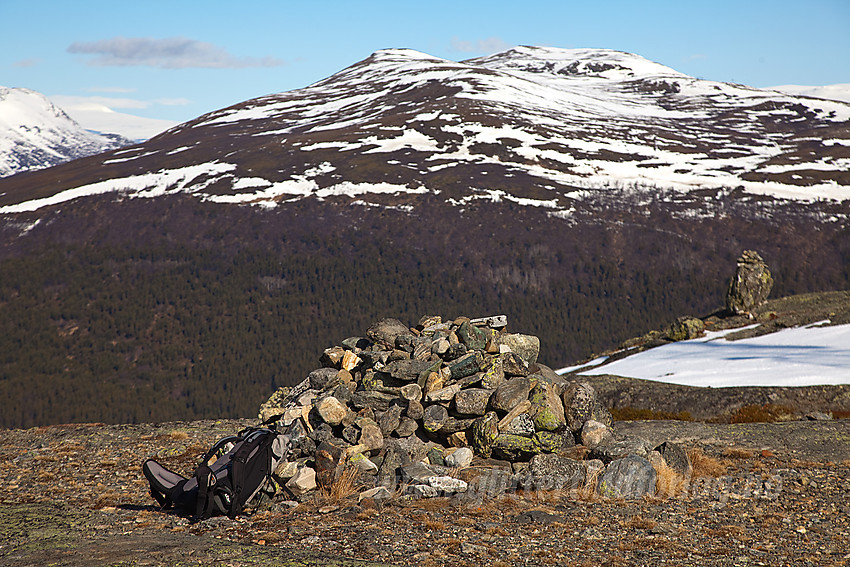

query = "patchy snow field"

[562,322,850,387]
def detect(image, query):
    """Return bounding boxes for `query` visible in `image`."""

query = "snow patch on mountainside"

[569,322,850,387]
[768,84,850,104]
[0,161,236,213]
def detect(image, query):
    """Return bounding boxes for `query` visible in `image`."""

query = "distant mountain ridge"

[0,86,131,178]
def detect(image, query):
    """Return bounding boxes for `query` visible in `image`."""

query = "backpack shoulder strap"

[192,463,217,522]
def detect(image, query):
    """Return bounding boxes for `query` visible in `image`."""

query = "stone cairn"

[726,250,773,315]
[259,315,691,503]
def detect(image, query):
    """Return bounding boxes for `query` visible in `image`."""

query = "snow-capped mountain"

[0,87,130,177]
[1,46,848,213]
[0,86,132,178]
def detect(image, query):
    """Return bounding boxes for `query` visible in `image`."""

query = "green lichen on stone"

[534,431,568,452]
[491,433,541,460]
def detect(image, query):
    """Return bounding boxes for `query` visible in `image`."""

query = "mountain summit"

[1,47,848,212]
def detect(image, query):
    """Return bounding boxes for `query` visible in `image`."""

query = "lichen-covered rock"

[726,250,773,314]
[563,382,612,432]
[480,355,505,390]
[491,433,541,461]
[597,455,657,499]
[529,453,585,489]
[470,412,500,457]
[534,430,573,453]
[503,413,535,437]
[499,334,540,365]
[454,388,493,416]
[529,383,566,432]
[426,475,468,494]
[457,320,488,351]
[448,351,484,380]
[423,404,449,433]
[590,436,653,464]
[667,316,706,341]
[383,359,435,382]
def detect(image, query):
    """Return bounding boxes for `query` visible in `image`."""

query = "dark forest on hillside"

[1,192,848,429]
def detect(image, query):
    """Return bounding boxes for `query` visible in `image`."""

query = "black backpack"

[143,426,290,521]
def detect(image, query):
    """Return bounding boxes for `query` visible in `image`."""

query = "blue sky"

[2,0,849,124]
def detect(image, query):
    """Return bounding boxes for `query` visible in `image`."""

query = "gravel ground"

[1,418,849,566]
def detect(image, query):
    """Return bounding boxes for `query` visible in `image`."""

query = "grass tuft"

[653,459,688,498]
[318,461,362,504]
[687,447,728,478]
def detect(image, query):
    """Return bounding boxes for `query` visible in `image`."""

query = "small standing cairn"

[726,250,773,315]
[259,315,690,502]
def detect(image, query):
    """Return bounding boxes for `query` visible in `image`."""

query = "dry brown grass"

[623,515,657,530]
[653,460,688,498]
[423,519,446,531]
[318,461,362,504]
[722,447,755,459]
[727,403,795,423]
[688,447,729,478]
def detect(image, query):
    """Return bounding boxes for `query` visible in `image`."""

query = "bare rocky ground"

[3,291,848,566]
[2,417,849,567]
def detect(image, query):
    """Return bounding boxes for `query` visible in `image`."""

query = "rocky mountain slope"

[0,47,848,429]
[0,87,131,178]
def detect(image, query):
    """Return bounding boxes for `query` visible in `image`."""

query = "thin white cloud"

[67,36,285,69]
[13,58,40,68]
[451,36,512,54]
[50,94,189,111]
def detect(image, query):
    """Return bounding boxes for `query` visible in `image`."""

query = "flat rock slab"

[615,418,850,462]
[0,502,395,567]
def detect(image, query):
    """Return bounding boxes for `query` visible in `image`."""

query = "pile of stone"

[726,250,773,315]
[259,315,691,502]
